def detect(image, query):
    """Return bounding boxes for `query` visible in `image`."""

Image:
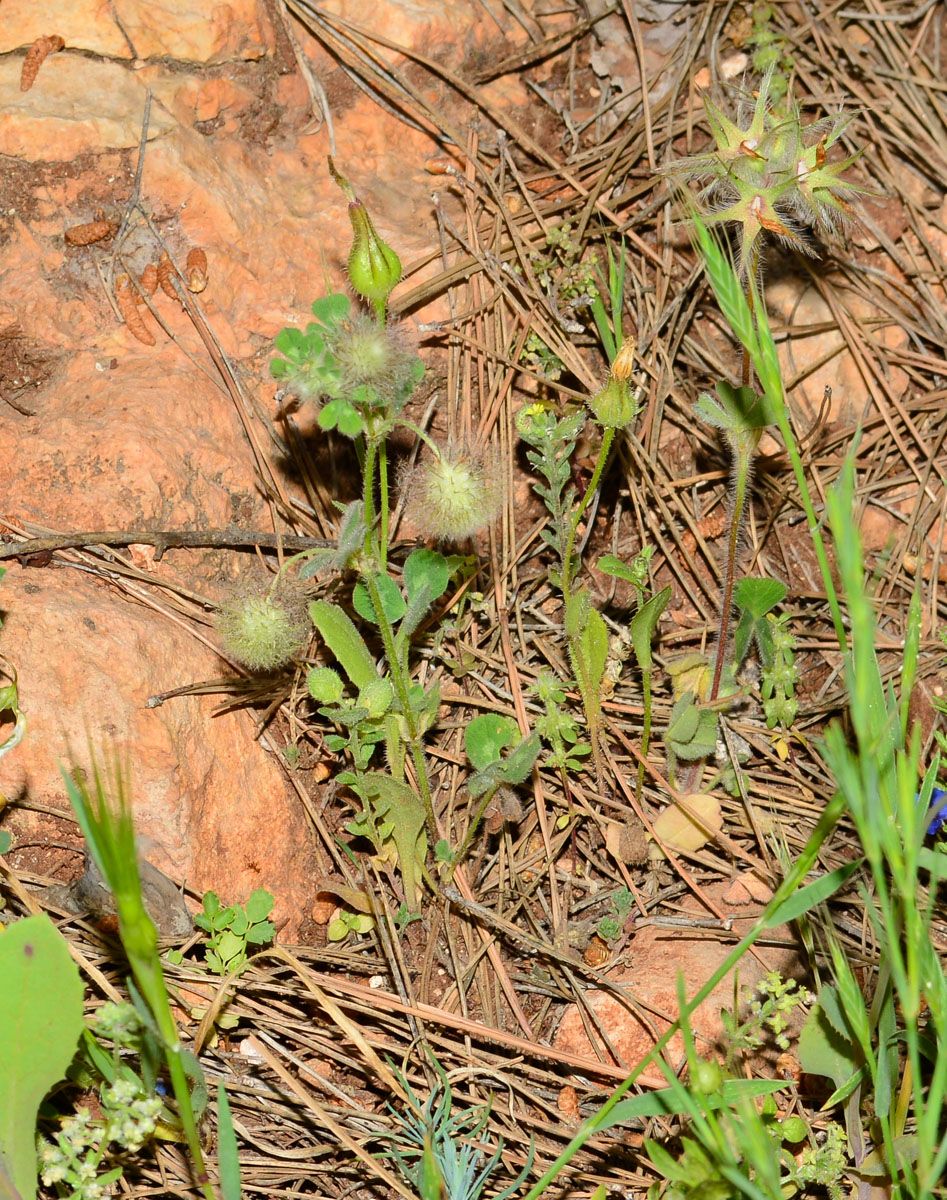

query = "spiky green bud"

[588,340,641,429]
[402,445,499,542]
[217,589,308,672]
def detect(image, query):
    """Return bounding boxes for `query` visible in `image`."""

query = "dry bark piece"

[20,34,65,92]
[64,219,112,247]
[114,274,156,346]
[185,247,208,293]
[140,262,158,296]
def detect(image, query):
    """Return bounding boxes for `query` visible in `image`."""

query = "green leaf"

[0,832,10,855]
[353,574,406,626]
[361,775,427,909]
[630,586,672,674]
[763,859,861,927]
[245,890,274,923]
[665,693,718,762]
[403,549,451,608]
[311,292,351,328]
[498,732,541,786]
[0,915,85,1200]
[273,326,309,361]
[465,713,520,771]
[798,999,859,1092]
[318,399,363,436]
[307,667,344,704]
[216,1083,243,1200]
[597,552,639,584]
[395,550,452,648]
[310,600,378,692]
[733,576,787,668]
[734,575,787,618]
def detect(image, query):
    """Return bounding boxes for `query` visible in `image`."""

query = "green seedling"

[596,886,634,942]
[377,1053,533,1200]
[0,914,84,1200]
[528,669,592,777]
[518,350,641,785]
[192,889,275,976]
[760,611,798,731]
[326,908,375,942]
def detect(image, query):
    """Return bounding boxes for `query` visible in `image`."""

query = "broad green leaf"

[353,574,405,626]
[798,998,859,1091]
[310,292,351,327]
[733,576,787,669]
[309,600,378,692]
[245,890,274,923]
[403,549,451,608]
[0,915,85,1200]
[597,553,639,584]
[734,576,787,619]
[465,713,520,771]
[307,667,344,704]
[630,586,672,674]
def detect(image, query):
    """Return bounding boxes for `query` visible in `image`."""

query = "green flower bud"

[329,156,403,319]
[346,199,402,319]
[588,340,641,429]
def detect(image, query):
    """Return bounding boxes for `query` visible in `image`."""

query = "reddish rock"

[554,883,801,1071]
[0,0,458,941]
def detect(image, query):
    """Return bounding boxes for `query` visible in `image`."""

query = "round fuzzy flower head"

[402,444,500,542]
[333,313,421,413]
[216,584,308,672]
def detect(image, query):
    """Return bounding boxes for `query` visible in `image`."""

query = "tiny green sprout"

[327,908,375,942]
[329,157,402,321]
[217,586,308,672]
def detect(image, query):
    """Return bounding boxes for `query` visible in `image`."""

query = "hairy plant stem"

[378,442,389,571]
[710,432,756,703]
[361,431,378,556]
[363,571,438,839]
[562,426,615,596]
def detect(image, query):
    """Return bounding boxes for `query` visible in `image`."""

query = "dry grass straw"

[10,0,947,1196]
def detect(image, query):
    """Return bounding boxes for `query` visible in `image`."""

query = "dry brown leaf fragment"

[64,219,112,247]
[140,263,158,296]
[185,247,208,293]
[114,274,156,346]
[156,252,182,302]
[21,34,65,92]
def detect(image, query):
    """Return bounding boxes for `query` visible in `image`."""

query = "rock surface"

[0,0,458,937]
